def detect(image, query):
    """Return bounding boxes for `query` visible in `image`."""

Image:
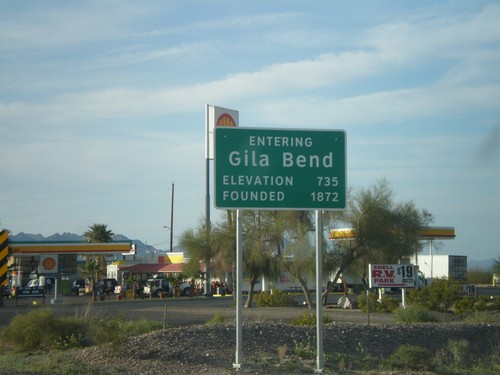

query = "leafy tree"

[241,210,282,308]
[81,257,104,302]
[467,267,492,284]
[492,257,500,275]
[271,210,320,309]
[282,236,316,308]
[323,179,432,300]
[83,224,114,301]
[179,216,235,295]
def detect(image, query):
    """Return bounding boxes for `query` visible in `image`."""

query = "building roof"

[119,263,184,274]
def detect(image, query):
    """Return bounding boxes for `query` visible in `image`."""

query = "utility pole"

[170,182,174,253]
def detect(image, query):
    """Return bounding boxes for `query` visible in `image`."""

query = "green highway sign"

[214,127,346,210]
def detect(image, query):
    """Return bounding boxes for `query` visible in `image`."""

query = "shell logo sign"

[216,112,237,127]
[40,254,58,273]
[42,257,56,270]
[206,104,239,159]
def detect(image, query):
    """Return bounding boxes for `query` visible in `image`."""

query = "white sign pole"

[315,210,324,374]
[233,209,243,369]
[204,105,211,296]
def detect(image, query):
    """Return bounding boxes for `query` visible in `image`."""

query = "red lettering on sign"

[384,270,394,278]
[374,278,395,284]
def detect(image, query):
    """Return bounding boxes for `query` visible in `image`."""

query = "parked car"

[97,278,118,294]
[143,278,171,297]
[26,278,40,287]
[1,285,12,299]
[71,279,87,295]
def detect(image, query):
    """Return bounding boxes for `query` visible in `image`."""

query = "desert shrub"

[254,289,296,307]
[467,268,492,284]
[386,344,433,371]
[290,311,333,326]
[393,304,439,323]
[293,339,316,360]
[206,311,226,325]
[1,309,87,353]
[488,296,500,310]
[357,292,399,313]
[89,316,161,349]
[0,307,162,351]
[447,339,470,367]
[453,295,490,314]
[407,278,463,312]
[465,311,497,323]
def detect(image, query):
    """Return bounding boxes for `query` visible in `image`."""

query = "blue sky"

[1,1,499,261]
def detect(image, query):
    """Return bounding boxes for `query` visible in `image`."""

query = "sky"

[1,1,499,261]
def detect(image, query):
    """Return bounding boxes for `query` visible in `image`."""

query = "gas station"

[5,240,135,303]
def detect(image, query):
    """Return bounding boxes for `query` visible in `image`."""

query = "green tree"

[82,224,114,301]
[492,257,500,275]
[323,179,432,300]
[179,215,236,294]
[467,267,492,284]
[242,210,282,308]
[84,223,114,243]
[272,210,318,309]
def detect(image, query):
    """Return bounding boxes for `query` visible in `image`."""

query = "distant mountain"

[9,232,161,258]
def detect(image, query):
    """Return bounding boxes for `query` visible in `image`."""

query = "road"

[2,286,497,329]
[0,293,392,328]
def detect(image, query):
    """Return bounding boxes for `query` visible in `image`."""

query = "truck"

[143,278,170,297]
[411,255,467,283]
[142,278,192,297]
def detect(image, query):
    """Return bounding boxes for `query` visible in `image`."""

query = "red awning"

[159,263,184,273]
[120,263,165,273]
[119,263,184,274]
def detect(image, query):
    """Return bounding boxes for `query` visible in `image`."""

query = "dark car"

[71,279,87,295]
[97,278,118,294]
[1,286,12,299]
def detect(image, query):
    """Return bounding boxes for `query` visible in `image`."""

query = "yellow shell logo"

[42,257,56,270]
[216,113,236,127]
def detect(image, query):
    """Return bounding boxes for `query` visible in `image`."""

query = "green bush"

[294,339,316,360]
[1,308,162,353]
[386,344,433,371]
[393,304,439,323]
[357,292,399,313]
[253,289,296,307]
[1,309,87,353]
[407,278,462,312]
[206,311,226,325]
[89,316,161,350]
[447,339,470,367]
[290,311,333,326]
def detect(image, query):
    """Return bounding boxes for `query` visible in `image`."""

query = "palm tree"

[83,224,114,301]
[84,224,114,243]
[81,257,104,302]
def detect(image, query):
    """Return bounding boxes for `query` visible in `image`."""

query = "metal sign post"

[233,209,243,369]
[315,210,324,373]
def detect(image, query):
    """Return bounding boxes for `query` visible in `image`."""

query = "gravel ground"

[71,321,500,374]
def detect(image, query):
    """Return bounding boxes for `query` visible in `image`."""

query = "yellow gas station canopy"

[9,241,133,256]
[330,226,455,240]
